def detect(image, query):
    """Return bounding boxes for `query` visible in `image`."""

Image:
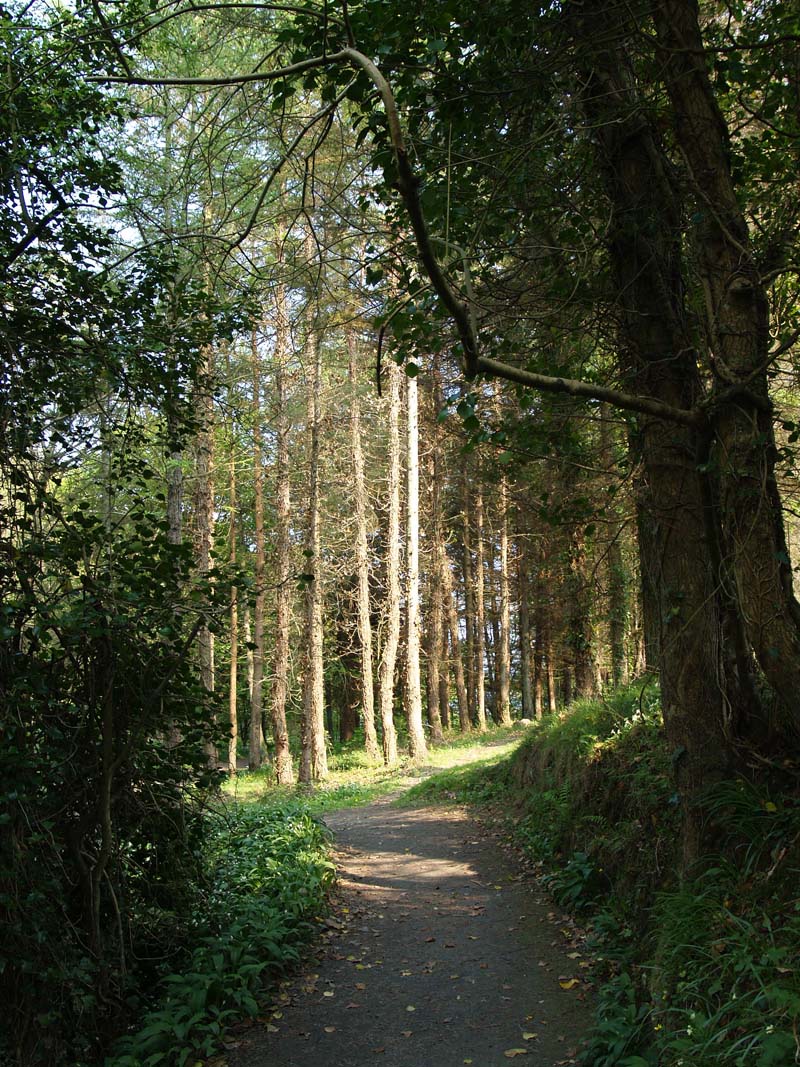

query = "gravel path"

[227,796,593,1067]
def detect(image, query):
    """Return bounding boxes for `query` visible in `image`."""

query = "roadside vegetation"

[410,682,800,1067]
[101,726,524,1067]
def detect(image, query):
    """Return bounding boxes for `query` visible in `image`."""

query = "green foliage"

[108,804,334,1067]
[478,682,800,1067]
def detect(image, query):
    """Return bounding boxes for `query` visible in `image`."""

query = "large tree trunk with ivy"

[653,0,800,728]
[573,2,756,859]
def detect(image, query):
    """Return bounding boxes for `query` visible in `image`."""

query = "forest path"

[227,790,593,1067]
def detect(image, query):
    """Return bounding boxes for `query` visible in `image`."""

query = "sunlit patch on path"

[226,798,592,1067]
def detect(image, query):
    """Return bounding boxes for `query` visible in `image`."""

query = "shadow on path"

[227,800,593,1067]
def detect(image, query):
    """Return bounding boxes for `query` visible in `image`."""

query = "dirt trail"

[228,796,593,1067]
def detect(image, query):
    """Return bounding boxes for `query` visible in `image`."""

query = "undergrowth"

[412,681,800,1067]
[107,804,334,1067]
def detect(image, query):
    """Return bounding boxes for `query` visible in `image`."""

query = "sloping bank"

[411,682,800,1067]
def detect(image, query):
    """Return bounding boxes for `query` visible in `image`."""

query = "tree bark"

[474,486,489,731]
[460,465,478,725]
[226,350,238,774]
[518,539,535,718]
[193,341,216,760]
[497,476,512,724]
[250,328,266,772]
[347,327,380,761]
[269,301,294,784]
[405,371,428,761]
[299,298,328,783]
[377,360,401,764]
[654,0,800,725]
[442,548,471,733]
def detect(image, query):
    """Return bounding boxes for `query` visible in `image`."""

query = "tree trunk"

[405,371,428,761]
[193,342,216,760]
[518,539,535,718]
[299,299,328,783]
[474,487,488,731]
[377,360,401,764]
[654,0,800,727]
[573,3,750,859]
[226,351,238,774]
[460,465,478,725]
[424,577,445,744]
[269,303,294,784]
[250,328,266,772]
[347,327,380,761]
[442,550,470,733]
[567,529,597,701]
[497,477,512,724]
[424,377,446,744]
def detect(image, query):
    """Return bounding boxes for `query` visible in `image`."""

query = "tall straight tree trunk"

[405,371,427,761]
[518,540,535,718]
[533,600,545,718]
[377,361,401,765]
[270,298,295,784]
[299,298,328,784]
[567,529,597,700]
[497,477,512,725]
[543,603,557,712]
[347,327,380,761]
[226,351,238,773]
[600,411,629,687]
[474,486,488,731]
[442,551,470,733]
[461,466,477,725]
[249,329,265,772]
[243,601,254,708]
[424,578,445,744]
[424,367,446,742]
[193,342,216,759]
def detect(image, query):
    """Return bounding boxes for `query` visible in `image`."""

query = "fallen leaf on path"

[567,952,582,959]
[323,991,335,998]
[266,1025,279,1034]
[346,1002,360,1010]
[504,1049,529,1058]
[272,1012,283,1019]
[406,1005,416,1012]
[355,982,366,990]
[559,979,580,990]
[425,936,436,942]
[401,1030,413,1038]
[324,1026,336,1034]
[522,1032,538,1040]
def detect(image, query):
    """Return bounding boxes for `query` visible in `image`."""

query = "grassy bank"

[410,683,800,1067]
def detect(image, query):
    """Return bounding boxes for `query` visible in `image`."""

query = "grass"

[222,723,528,815]
[401,681,800,1067]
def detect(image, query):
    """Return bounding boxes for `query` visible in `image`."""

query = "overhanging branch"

[95,45,703,429]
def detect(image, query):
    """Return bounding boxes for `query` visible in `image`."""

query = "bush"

[107,803,334,1067]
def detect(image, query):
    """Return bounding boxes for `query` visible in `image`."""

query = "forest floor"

[223,761,593,1067]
